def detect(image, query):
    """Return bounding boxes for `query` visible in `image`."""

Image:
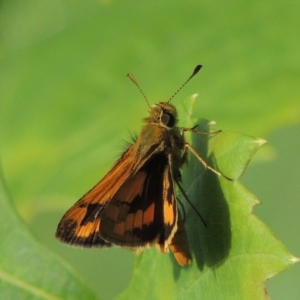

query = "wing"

[167,211,192,266]
[56,145,138,247]
[98,152,178,248]
[56,143,179,250]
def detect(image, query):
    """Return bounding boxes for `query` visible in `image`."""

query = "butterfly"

[56,65,228,266]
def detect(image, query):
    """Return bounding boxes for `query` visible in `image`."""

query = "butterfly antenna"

[167,64,202,104]
[127,73,151,108]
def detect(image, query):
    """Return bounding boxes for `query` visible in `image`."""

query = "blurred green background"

[0,0,299,299]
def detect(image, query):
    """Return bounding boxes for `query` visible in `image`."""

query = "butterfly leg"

[184,142,233,181]
[181,124,222,136]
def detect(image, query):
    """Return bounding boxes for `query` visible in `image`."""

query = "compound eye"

[161,112,175,127]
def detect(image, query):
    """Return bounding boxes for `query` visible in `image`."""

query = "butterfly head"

[146,102,178,129]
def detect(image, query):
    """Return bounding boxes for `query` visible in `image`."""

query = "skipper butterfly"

[56,65,230,266]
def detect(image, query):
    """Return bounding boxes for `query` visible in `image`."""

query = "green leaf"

[118,123,298,300]
[0,171,97,300]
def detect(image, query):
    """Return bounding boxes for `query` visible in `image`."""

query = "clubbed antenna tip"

[193,64,202,76]
[167,64,203,104]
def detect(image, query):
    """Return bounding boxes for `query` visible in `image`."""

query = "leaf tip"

[255,138,268,147]
[290,256,300,264]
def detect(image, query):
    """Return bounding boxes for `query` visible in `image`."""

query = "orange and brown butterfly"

[56,65,228,266]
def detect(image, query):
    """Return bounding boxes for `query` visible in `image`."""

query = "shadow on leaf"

[182,119,231,271]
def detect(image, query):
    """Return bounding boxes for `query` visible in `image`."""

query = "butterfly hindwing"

[168,211,192,266]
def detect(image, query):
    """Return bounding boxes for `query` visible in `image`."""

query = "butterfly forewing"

[56,145,137,246]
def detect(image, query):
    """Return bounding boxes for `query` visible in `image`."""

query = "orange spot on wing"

[143,203,155,226]
[76,219,100,238]
[163,200,175,225]
[163,167,175,226]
